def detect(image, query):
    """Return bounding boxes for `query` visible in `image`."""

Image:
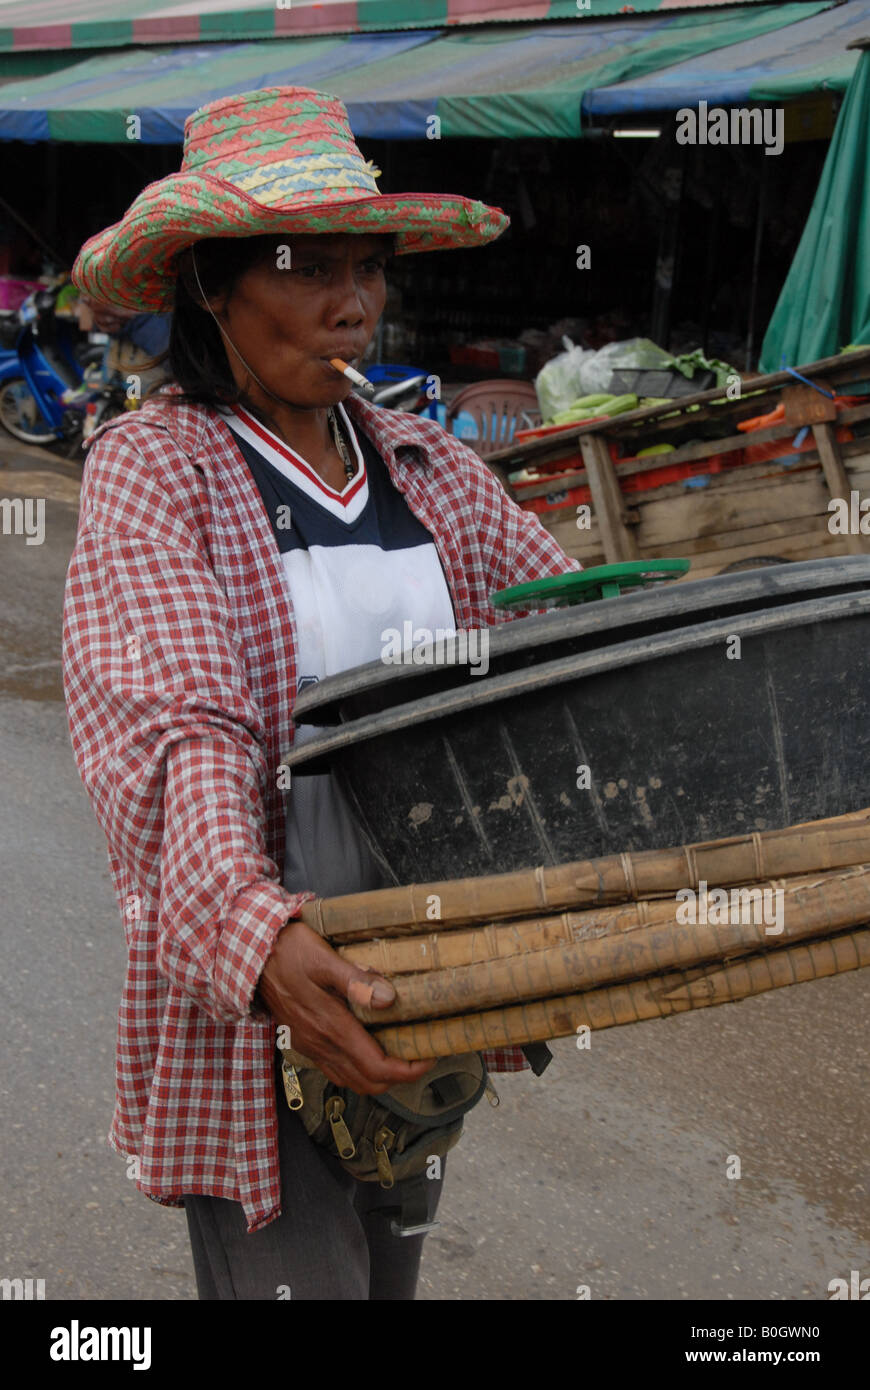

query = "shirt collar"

[127,386,436,481]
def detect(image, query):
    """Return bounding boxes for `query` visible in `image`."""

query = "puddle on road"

[0,667,64,703]
[0,458,80,703]
[0,640,64,703]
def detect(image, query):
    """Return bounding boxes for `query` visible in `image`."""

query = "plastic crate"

[449,344,500,370]
[519,482,591,516]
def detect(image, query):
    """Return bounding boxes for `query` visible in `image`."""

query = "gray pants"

[182,1053,445,1300]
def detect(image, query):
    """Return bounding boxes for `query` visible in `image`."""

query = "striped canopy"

[587,0,870,112]
[0,3,833,142]
[0,0,793,54]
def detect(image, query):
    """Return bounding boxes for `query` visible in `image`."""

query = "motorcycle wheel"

[0,378,60,445]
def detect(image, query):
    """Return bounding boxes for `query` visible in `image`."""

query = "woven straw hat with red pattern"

[72,86,509,313]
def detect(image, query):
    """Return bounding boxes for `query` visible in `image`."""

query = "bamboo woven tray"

[301,809,870,1060]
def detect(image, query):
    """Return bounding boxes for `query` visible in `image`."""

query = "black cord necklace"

[327,406,357,482]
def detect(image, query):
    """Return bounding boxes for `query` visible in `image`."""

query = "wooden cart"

[488,347,870,580]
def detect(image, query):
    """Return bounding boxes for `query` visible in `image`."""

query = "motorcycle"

[367,363,445,421]
[78,362,437,441]
[0,282,108,455]
[0,318,443,455]
[80,374,134,443]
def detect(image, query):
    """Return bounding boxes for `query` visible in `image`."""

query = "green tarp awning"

[760,47,870,372]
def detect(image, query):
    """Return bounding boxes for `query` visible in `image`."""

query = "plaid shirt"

[62,387,580,1232]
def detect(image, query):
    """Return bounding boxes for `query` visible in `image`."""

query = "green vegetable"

[596,394,639,416]
[551,406,595,424]
[549,392,639,426]
[567,393,614,410]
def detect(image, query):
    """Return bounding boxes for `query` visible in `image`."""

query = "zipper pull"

[326,1096,356,1159]
[374,1125,396,1188]
[281,1060,304,1111]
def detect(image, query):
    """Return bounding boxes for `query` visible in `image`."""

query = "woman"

[63,86,579,1301]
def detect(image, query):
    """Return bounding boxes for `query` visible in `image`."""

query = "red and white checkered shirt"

[62,387,580,1232]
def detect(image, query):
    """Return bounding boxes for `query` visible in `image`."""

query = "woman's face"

[210,232,391,409]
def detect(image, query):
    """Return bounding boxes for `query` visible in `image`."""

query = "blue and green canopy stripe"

[0,5,830,143]
[0,1,791,55]
[586,0,867,113]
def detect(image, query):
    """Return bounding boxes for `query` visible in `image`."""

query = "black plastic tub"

[294,557,870,727]
[284,581,870,885]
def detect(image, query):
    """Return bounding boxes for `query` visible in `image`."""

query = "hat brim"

[72,171,509,313]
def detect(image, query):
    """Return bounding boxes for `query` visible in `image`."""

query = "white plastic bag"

[534,337,596,421]
[574,339,675,396]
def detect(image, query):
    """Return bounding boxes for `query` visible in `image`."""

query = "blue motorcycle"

[0,284,101,453]
[367,363,445,422]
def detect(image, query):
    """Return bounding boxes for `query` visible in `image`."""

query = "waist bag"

[280,1048,490,1232]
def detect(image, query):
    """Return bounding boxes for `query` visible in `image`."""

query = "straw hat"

[72,86,510,313]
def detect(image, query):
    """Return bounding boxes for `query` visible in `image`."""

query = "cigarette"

[330,357,375,395]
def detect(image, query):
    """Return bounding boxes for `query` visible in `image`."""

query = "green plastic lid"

[491,559,691,609]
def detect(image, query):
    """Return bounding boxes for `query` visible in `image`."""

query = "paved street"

[1,441,868,1302]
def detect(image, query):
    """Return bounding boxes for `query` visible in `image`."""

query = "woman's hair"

[147,231,395,410]
[154,234,281,409]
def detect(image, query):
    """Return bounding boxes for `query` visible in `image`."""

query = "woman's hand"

[257,919,434,1094]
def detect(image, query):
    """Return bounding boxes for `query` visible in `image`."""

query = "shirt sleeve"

[62,423,312,1024]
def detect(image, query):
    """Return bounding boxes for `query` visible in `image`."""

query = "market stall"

[489,346,870,577]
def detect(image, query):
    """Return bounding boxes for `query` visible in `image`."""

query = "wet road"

[1,442,868,1301]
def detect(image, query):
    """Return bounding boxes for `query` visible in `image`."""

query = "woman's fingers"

[346,972,395,1011]
[293,990,432,1093]
[311,940,397,1010]
[259,920,433,1093]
